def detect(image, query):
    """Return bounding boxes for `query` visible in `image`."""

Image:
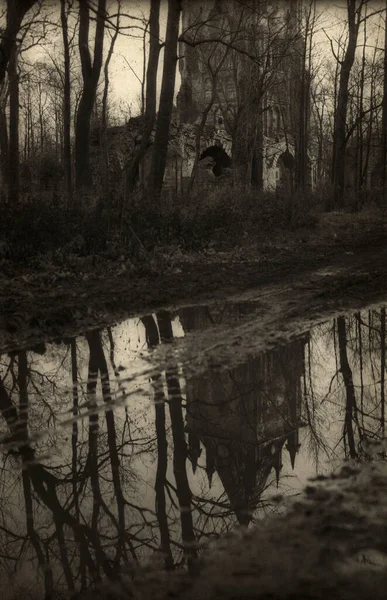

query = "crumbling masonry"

[94,0,315,194]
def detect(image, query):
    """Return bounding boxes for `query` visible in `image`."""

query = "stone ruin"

[92,0,317,196]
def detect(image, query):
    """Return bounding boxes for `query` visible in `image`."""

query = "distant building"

[92,0,315,194]
[175,0,315,191]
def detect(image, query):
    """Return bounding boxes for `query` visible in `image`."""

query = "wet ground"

[2,210,387,354]
[2,211,387,597]
[1,286,387,598]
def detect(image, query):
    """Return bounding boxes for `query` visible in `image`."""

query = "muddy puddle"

[0,298,386,598]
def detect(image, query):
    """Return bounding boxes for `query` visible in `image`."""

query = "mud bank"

[1,210,387,352]
[81,459,387,600]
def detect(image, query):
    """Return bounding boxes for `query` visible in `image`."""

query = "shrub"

[0,184,320,264]
[0,194,110,262]
[175,185,319,248]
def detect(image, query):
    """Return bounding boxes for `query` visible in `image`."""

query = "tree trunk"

[75,90,95,189]
[379,0,387,198]
[295,29,307,190]
[126,0,161,195]
[0,0,37,85]
[295,2,314,191]
[363,44,377,187]
[149,0,181,200]
[101,4,120,202]
[381,308,385,434]
[331,0,360,206]
[233,103,250,185]
[61,0,73,205]
[357,16,366,191]
[75,0,106,191]
[187,99,215,194]
[8,43,19,204]
[251,114,264,188]
[0,90,9,199]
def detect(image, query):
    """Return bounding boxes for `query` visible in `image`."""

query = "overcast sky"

[106,0,385,116]
[3,0,385,119]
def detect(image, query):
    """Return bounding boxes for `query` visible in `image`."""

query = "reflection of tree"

[337,316,358,459]
[87,329,139,567]
[380,308,385,435]
[141,314,174,570]
[18,350,55,597]
[1,362,114,590]
[304,308,387,462]
[0,331,160,597]
[302,332,333,469]
[341,310,387,456]
[70,337,85,588]
[158,311,197,571]
[154,375,174,570]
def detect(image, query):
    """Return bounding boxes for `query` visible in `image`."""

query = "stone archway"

[276,150,294,189]
[200,145,232,177]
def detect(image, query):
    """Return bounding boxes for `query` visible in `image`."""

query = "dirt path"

[1,211,387,353]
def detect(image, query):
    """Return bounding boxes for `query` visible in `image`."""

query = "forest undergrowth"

[2,184,387,353]
[0,184,382,270]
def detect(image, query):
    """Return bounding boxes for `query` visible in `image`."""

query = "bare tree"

[378,0,387,197]
[100,0,121,200]
[75,0,107,190]
[7,39,19,203]
[0,0,38,85]
[125,0,160,195]
[0,79,8,199]
[294,0,317,190]
[61,0,73,204]
[157,310,197,571]
[331,0,365,205]
[186,11,243,193]
[148,0,181,200]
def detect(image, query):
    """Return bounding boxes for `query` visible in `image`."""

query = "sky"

[105,0,386,117]
[103,0,170,115]
[2,0,385,120]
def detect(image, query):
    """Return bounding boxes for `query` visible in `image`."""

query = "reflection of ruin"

[180,305,306,525]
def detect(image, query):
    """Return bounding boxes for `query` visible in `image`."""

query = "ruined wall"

[177,0,314,191]
[92,0,315,194]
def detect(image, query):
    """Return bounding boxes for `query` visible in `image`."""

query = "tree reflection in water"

[0,304,385,597]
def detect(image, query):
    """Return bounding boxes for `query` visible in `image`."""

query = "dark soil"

[81,460,387,600]
[2,210,387,600]
[1,210,387,353]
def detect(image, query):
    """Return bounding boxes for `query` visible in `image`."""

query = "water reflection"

[0,303,386,597]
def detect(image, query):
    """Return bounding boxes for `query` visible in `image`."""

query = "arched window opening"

[200,145,232,177]
[276,106,281,132]
[225,77,235,100]
[276,151,294,189]
[214,109,224,128]
[204,78,212,102]
[268,107,273,135]
[272,106,279,133]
